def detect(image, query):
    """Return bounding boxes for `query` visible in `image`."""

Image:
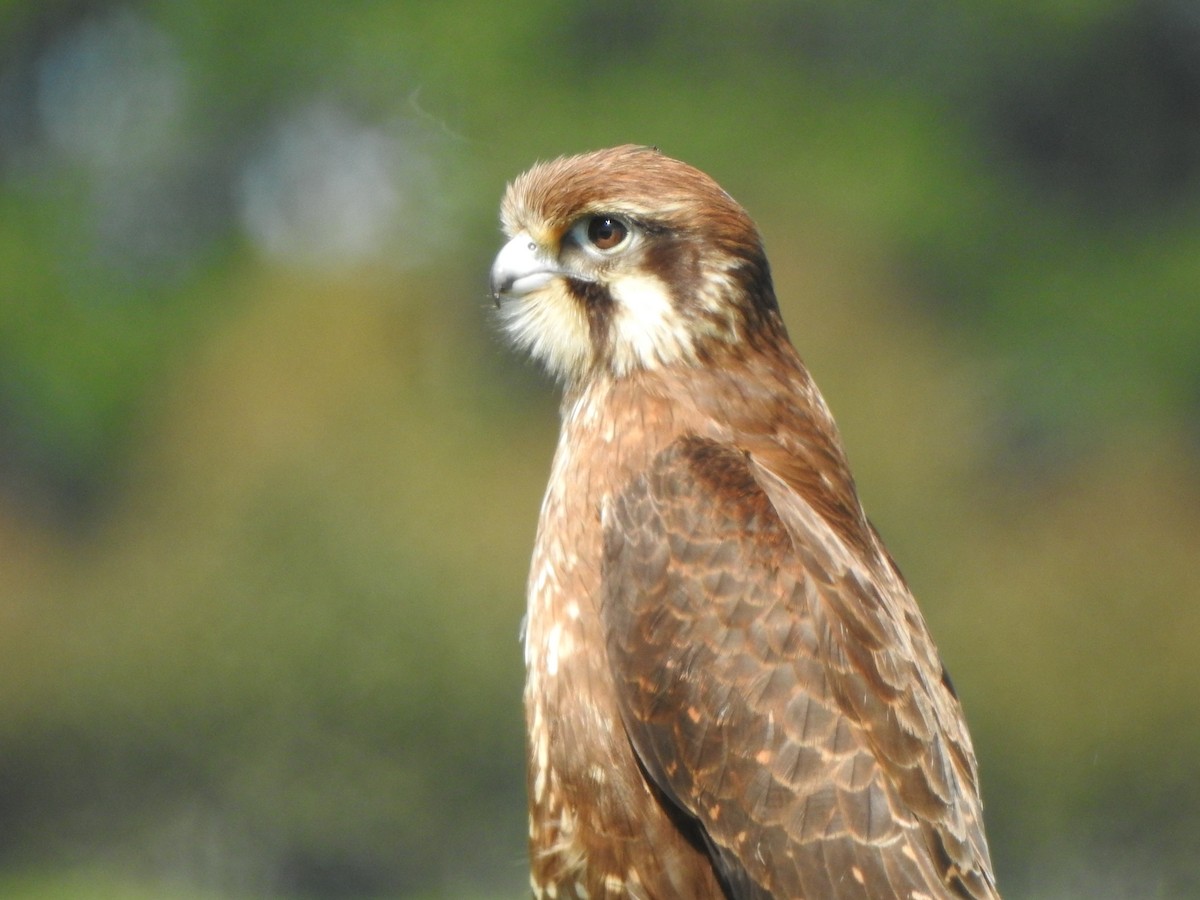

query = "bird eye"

[585,215,629,251]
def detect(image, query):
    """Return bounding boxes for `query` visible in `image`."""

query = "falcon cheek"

[607,272,697,375]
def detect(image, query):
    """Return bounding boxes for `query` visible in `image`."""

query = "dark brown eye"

[586,216,628,251]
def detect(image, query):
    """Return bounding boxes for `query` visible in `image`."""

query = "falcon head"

[491,145,787,385]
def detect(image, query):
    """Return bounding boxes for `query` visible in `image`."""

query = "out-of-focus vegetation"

[0,1,1197,897]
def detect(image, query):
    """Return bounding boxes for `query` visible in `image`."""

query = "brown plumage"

[491,145,1000,900]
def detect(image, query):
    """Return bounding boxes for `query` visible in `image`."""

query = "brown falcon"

[490,145,1000,900]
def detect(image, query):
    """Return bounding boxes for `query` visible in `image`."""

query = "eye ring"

[584,215,629,252]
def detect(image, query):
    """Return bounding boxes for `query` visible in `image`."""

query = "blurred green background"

[1,1,1198,897]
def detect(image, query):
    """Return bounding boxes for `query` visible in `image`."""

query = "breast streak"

[524,382,725,899]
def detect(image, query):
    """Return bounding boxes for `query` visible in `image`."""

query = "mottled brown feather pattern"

[603,437,986,898]
[494,146,1000,899]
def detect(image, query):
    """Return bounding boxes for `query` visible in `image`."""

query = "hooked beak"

[490,234,561,307]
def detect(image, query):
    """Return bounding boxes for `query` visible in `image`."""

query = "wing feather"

[601,435,998,899]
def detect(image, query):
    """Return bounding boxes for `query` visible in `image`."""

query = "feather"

[496,146,1000,899]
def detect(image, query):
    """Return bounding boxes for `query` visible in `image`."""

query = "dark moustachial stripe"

[567,277,616,362]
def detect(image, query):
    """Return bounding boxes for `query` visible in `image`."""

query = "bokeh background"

[1,1,1198,897]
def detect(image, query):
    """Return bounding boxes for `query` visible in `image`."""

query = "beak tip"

[489,272,508,307]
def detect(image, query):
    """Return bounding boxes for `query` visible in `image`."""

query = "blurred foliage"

[0,1,1198,898]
